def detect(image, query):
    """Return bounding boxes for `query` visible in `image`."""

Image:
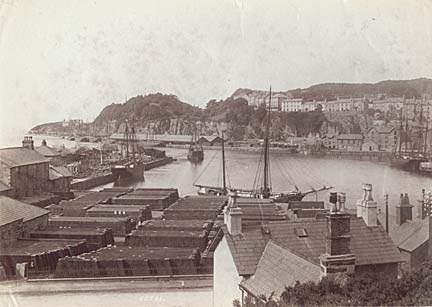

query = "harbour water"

[95,147,432,214]
[21,135,432,213]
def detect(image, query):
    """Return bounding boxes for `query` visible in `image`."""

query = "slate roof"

[378,214,429,252]
[240,241,321,298]
[0,147,50,167]
[49,165,73,180]
[336,134,363,140]
[0,196,49,226]
[223,216,402,276]
[0,180,11,192]
[35,145,60,157]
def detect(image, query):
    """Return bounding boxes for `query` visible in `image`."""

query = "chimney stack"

[356,183,377,227]
[319,192,356,278]
[22,136,34,150]
[224,190,242,236]
[429,215,432,259]
[396,193,413,225]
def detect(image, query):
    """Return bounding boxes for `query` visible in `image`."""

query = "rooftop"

[49,165,73,180]
[337,134,363,140]
[0,180,11,192]
[0,147,50,167]
[240,240,321,298]
[0,196,49,226]
[223,217,402,276]
[378,214,429,252]
[35,145,60,157]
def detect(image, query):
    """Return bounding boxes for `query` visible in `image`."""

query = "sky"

[1,0,432,146]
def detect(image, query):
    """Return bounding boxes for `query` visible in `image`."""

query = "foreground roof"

[35,145,60,157]
[223,217,402,276]
[378,214,429,252]
[240,241,321,298]
[0,147,49,167]
[0,196,49,226]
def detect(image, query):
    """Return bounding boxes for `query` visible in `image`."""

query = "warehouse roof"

[0,196,49,226]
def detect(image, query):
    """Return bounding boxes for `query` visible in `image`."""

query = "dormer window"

[295,228,308,238]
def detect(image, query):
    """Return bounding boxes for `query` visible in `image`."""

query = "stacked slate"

[111,188,179,210]
[138,219,213,232]
[126,229,209,251]
[48,189,132,217]
[0,238,88,278]
[54,246,200,278]
[86,204,152,223]
[29,227,114,251]
[48,216,134,236]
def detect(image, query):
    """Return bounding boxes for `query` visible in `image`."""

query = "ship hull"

[187,150,204,163]
[111,162,144,185]
[390,157,425,172]
[195,185,305,203]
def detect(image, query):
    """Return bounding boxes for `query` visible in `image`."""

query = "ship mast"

[124,120,129,158]
[263,86,271,198]
[221,130,226,193]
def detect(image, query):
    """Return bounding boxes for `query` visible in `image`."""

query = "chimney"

[396,193,413,225]
[224,190,242,236]
[22,136,34,150]
[320,192,356,278]
[429,215,432,258]
[356,183,377,227]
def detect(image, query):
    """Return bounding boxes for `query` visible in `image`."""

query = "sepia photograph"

[1,0,432,306]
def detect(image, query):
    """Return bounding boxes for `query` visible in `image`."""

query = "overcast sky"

[1,0,432,146]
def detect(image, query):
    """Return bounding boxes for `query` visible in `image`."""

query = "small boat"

[187,125,204,163]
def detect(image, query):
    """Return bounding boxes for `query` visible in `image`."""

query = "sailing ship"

[391,105,429,172]
[111,120,144,184]
[194,87,333,202]
[187,124,204,163]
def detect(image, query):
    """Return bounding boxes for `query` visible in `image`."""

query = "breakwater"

[144,157,175,170]
[165,144,392,161]
[70,157,175,190]
[310,150,392,162]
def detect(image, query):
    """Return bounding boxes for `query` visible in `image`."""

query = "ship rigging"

[194,87,333,202]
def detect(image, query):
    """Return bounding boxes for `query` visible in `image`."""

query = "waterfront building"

[0,140,50,198]
[321,134,337,149]
[0,196,49,247]
[365,126,398,152]
[361,140,379,152]
[213,185,401,307]
[336,134,363,151]
[0,137,73,198]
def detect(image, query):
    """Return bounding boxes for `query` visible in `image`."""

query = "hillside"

[231,78,432,101]
[29,78,432,139]
[298,78,432,100]
[94,93,202,124]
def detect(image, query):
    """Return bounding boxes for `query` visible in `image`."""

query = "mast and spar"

[262,86,272,198]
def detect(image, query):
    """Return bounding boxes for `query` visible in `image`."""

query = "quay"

[166,143,392,162]
[70,156,175,190]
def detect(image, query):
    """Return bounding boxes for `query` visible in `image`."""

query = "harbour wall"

[70,157,175,190]
[165,144,392,161]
